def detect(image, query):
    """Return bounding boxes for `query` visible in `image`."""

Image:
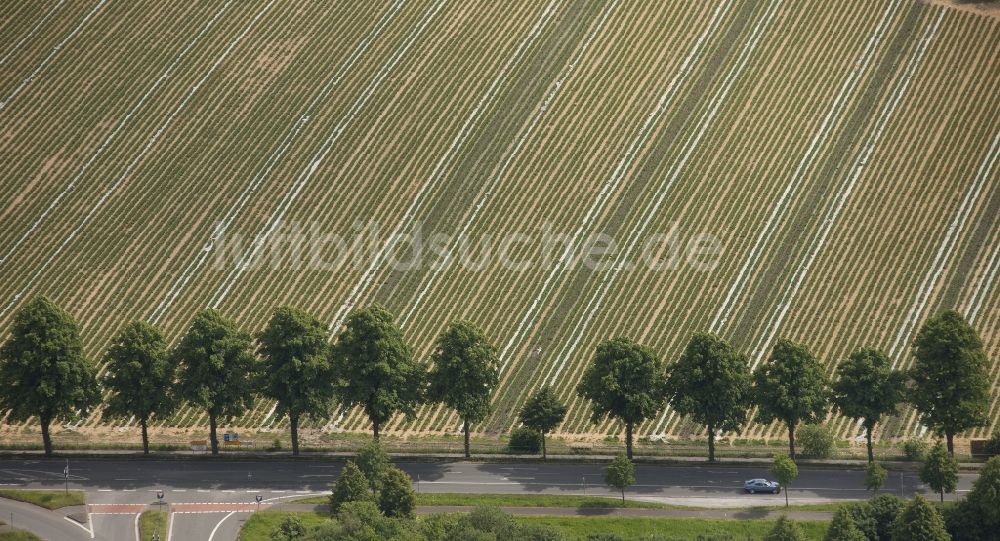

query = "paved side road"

[0,497,89,540]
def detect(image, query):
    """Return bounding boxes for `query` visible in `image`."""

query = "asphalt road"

[0,457,980,540]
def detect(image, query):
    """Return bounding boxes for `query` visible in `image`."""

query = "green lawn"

[0,531,43,541]
[239,512,330,541]
[0,489,85,509]
[517,516,829,540]
[239,511,830,541]
[139,510,168,541]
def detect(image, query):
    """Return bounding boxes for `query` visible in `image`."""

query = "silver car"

[743,478,781,494]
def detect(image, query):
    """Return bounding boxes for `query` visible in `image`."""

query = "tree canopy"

[666,333,752,462]
[833,348,905,462]
[753,338,829,459]
[518,385,567,459]
[909,310,990,455]
[0,296,100,455]
[892,495,950,541]
[256,306,336,455]
[173,309,255,455]
[426,320,499,458]
[102,320,175,454]
[331,305,424,439]
[577,337,666,459]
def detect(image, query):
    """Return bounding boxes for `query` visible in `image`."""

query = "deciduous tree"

[577,337,666,459]
[833,348,904,463]
[518,386,567,459]
[772,454,798,508]
[331,305,424,440]
[920,441,958,503]
[0,297,99,456]
[665,333,752,462]
[753,339,829,459]
[426,321,499,458]
[910,310,990,455]
[604,453,635,503]
[256,307,335,455]
[103,320,175,454]
[174,309,255,455]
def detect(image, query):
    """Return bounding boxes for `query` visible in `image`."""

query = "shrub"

[797,424,835,459]
[508,427,542,454]
[377,466,416,518]
[449,507,563,541]
[764,516,805,541]
[902,439,928,461]
[329,461,373,514]
[270,515,305,541]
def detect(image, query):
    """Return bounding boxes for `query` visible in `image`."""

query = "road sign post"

[255,494,263,513]
[64,459,69,495]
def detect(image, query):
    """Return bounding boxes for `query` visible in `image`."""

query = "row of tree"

[0,297,991,461]
[578,309,990,461]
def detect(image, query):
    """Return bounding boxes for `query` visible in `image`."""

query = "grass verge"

[139,510,168,541]
[0,489,85,509]
[517,516,830,540]
[239,511,830,541]
[0,531,43,541]
[239,512,329,540]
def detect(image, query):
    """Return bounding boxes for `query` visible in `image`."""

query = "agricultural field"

[0,0,998,449]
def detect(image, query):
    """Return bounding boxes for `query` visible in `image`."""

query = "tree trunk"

[946,432,955,456]
[785,485,789,507]
[940,489,945,503]
[373,419,380,441]
[463,419,470,459]
[621,487,625,503]
[141,417,150,455]
[40,415,53,457]
[865,422,874,463]
[209,413,219,455]
[541,431,547,460]
[625,422,634,460]
[290,413,299,456]
[788,422,796,460]
[708,425,716,463]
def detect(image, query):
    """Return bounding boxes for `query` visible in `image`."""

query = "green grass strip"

[138,510,168,541]
[0,489,85,510]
